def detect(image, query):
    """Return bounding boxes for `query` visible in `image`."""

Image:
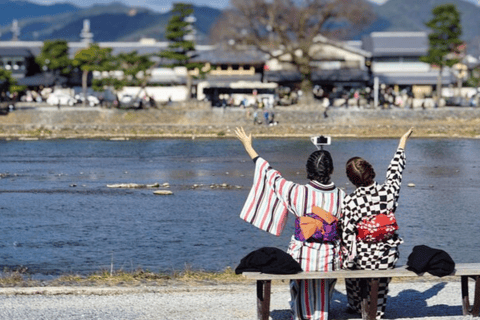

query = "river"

[1,138,479,276]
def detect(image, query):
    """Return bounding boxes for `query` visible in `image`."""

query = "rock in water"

[153,190,173,195]
[107,183,160,189]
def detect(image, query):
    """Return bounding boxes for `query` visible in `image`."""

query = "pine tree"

[421,4,463,101]
[72,44,117,106]
[159,3,202,100]
[36,40,72,87]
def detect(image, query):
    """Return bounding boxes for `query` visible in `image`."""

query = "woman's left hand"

[235,127,259,159]
[235,127,252,148]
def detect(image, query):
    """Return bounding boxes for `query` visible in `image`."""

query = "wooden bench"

[243,263,480,320]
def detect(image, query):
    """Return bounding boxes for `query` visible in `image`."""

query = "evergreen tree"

[72,44,117,106]
[0,69,24,96]
[36,40,72,87]
[159,3,202,100]
[117,51,154,86]
[421,4,463,101]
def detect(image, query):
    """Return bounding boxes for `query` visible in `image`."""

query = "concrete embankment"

[1,102,480,139]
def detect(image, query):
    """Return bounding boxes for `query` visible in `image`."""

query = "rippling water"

[1,138,480,276]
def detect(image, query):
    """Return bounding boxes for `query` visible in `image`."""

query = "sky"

[28,0,231,12]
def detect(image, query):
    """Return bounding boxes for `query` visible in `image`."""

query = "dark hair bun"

[306,150,334,184]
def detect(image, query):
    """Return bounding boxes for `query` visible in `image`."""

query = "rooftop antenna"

[80,19,94,45]
[11,20,20,41]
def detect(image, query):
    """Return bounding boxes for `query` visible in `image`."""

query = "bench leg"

[462,275,480,316]
[256,280,271,320]
[360,278,379,320]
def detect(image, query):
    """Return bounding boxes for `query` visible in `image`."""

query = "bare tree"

[210,0,374,95]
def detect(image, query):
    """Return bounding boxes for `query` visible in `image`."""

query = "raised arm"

[398,127,413,150]
[235,127,259,160]
[384,127,413,199]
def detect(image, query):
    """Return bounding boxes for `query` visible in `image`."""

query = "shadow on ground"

[270,282,463,320]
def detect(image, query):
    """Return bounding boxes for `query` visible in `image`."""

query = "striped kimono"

[240,157,345,320]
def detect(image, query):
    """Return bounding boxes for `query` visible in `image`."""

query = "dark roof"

[375,71,456,85]
[312,69,370,82]
[17,73,68,87]
[0,47,35,57]
[196,74,262,86]
[192,49,267,65]
[265,69,370,84]
[264,70,303,83]
[362,32,428,57]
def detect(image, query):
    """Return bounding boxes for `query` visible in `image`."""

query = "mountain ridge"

[0,1,221,43]
[0,0,479,56]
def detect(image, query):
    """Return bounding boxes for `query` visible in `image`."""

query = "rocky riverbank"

[1,102,480,139]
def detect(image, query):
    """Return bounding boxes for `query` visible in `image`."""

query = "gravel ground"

[0,279,476,319]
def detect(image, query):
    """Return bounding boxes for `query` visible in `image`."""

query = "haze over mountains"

[0,0,479,56]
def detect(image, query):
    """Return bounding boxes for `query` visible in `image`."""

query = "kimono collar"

[355,182,378,195]
[308,180,336,191]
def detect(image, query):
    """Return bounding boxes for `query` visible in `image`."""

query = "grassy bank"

[1,266,461,289]
[0,266,251,288]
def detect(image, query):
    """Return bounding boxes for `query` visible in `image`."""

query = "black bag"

[406,245,455,277]
[235,247,302,275]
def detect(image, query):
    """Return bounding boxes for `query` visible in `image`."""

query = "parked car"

[46,93,76,106]
[445,96,470,107]
[0,101,14,115]
[74,93,100,107]
[118,94,143,109]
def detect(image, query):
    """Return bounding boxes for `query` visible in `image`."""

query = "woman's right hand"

[399,127,413,149]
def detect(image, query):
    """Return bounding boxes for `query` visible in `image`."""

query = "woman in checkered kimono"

[340,128,413,319]
[235,127,345,320]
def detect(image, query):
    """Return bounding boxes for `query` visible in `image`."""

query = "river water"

[1,138,479,276]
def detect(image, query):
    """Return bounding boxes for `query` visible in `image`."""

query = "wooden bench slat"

[243,263,480,320]
[242,263,480,280]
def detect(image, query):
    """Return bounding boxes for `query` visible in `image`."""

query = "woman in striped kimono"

[235,127,345,320]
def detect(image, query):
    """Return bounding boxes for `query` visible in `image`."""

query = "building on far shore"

[2,19,477,103]
[191,48,271,106]
[0,46,40,80]
[264,34,372,93]
[361,31,456,98]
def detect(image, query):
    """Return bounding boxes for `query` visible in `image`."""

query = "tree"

[35,40,72,87]
[421,4,463,102]
[117,51,155,103]
[209,0,374,96]
[0,69,25,97]
[466,66,480,88]
[89,51,153,107]
[159,3,203,100]
[72,44,117,106]
[117,51,154,86]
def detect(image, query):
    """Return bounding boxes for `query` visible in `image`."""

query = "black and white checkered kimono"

[340,147,406,319]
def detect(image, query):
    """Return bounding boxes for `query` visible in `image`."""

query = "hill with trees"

[0,0,479,56]
[0,1,221,44]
